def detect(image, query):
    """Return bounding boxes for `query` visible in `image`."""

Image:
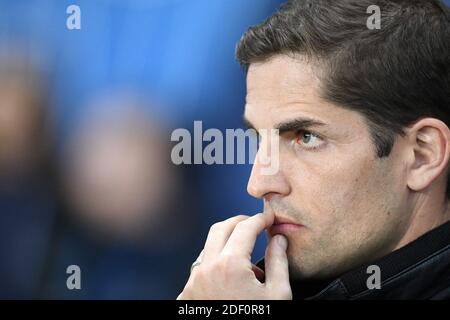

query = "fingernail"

[275,235,288,250]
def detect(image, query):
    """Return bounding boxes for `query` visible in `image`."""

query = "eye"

[295,130,324,150]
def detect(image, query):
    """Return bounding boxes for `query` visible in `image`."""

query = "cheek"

[286,150,391,228]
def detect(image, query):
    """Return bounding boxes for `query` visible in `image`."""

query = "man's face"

[244,55,412,279]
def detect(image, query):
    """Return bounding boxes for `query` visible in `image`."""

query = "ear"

[406,118,450,194]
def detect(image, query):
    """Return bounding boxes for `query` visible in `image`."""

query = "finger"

[203,215,250,260]
[264,235,291,294]
[222,212,275,258]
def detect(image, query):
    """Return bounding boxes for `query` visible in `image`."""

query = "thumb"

[264,235,292,298]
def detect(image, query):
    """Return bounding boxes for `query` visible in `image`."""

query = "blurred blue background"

[0,0,285,299]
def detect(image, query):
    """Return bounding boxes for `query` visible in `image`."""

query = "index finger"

[221,212,275,258]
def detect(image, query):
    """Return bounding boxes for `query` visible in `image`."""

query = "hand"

[177,213,292,300]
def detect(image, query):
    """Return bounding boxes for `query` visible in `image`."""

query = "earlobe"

[406,119,450,194]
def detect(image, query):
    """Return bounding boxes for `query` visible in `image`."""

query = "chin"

[287,251,346,280]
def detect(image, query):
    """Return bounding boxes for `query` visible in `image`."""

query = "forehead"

[246,55,319,101]
[244,55,367,133]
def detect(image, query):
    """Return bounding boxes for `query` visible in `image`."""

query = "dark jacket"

[258,220,450,300]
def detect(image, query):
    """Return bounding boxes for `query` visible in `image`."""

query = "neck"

[394,193,450,251]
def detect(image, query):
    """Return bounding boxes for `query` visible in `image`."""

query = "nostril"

[263,192,277,202]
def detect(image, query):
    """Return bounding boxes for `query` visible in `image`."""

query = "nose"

[247,150,291,199]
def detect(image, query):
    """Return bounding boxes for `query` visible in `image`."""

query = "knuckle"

[208,223,226,238]
[234,220,249,231]
[209,222,222,232]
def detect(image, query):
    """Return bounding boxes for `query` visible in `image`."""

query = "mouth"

[267,214,304,236]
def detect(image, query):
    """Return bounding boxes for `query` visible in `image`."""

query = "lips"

[273,215,300,225]
[268,214,304,236]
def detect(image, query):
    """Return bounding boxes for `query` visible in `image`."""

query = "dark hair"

[236,0,450,199]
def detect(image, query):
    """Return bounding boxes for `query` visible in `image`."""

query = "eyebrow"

[243,116,327,135]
